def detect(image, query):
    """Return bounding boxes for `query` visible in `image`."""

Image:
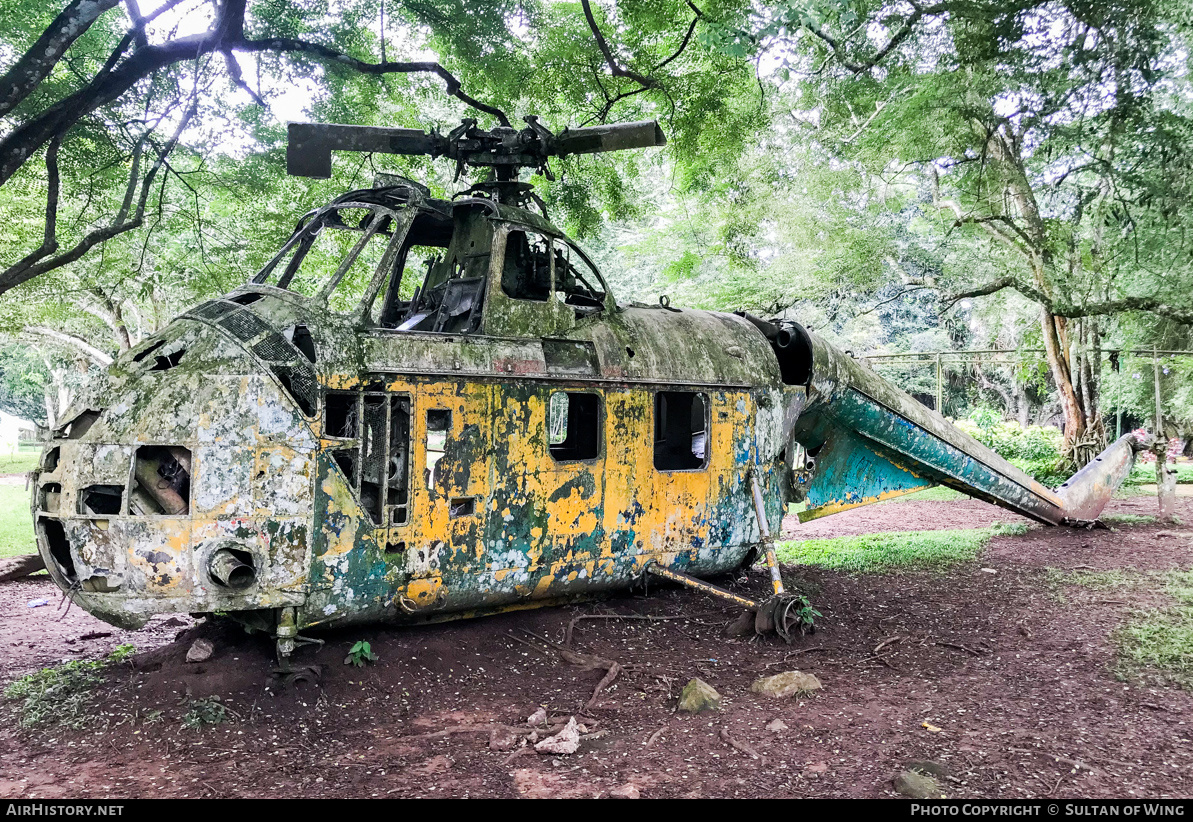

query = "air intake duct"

[735,312,813,386]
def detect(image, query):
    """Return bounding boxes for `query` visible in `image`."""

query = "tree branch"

[6,136,63,276]
[0,99,197,293]
[942,277,1193,325]
[853,285,933,319]
[0,0,121,119]
[0,0,509,191]
[802,2,949,75]
[654,2,702,72]
[581,0,657,89]
[233,38,510,125]
[24,326,114,367]
[930,165,1032,257]
[222,49,267,108]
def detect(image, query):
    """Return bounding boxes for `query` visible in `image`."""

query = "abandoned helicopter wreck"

[30,117,1142,657]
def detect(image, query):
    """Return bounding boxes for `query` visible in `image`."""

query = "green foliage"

[889,486,967,503]
[0,482,35,560]
[345,640,378,667]
[969,406,1000,430]
[1115,572,1193,690]
[955,416,1069,486]
[788,593,822,633]
[776,523,1028,574]
[180,696,228,730]
[3,644,134,728]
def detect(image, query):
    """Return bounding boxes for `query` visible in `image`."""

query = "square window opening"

[388,397,410,518]
[79,485,123,516]
[325,392,358,438]
[653,392,709,471]
[449,497,475,518]
[501,230,552,302]
[39,482,61,513]
[548,392,601,462]
[130,446,191,516]
[359,394,387,526]
[425,409,451,490]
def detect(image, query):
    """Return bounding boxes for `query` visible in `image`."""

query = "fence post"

[935,353,943,415]
[1153,345,1177,521]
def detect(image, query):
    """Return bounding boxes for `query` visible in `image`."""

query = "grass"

[1126,462,1193,486]
[0,445,40,476]
[1115,572,1193,690]
[3,644,135,729]
[0,483,35,560]
[1046,568,1142,600]
[887,486,968,503]
[775,522,1028,574]
[1101,513,1158,525]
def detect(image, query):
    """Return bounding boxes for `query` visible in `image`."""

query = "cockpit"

[249,181,611,338]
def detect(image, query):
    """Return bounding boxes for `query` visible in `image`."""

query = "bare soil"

[2,495,1192,799]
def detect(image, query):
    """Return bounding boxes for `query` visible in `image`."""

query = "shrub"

[3,644,135,728]
[955,414,1068,486]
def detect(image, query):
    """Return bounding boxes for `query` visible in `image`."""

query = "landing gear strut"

[271,606,324,686]
[643,474,814,642]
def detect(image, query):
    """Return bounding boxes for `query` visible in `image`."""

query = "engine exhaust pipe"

[208,548,256,590]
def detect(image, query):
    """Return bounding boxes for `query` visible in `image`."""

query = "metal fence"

[858,347,1193,442]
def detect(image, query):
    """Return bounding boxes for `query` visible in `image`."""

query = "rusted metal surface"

[30,174,786,639]
[29,117,1141,653]
[1055,433,1142,523]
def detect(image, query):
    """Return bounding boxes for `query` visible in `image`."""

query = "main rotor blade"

[287,123,444,178]
[552,121,666,157]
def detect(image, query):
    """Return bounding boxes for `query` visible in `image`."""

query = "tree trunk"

[1086,319,1101,430]
[1040,306,1087,454]
[0,554,46,583]
[1015,382,1030,428]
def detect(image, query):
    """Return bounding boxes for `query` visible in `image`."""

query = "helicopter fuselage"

[31,185,797,633]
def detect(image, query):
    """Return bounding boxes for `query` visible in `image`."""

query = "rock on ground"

[750,670,822,698]
[677,678,720,713]
[609,783,640,799]
[894,770,945,799]
[765,719,789,732]
[185,638,214,663]
[488,728,520,752]
[534,717,580,755]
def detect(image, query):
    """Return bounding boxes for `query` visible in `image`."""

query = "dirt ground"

[1,494,1191,799]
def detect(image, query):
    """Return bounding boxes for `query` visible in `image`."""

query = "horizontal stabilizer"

[798,426,934,522]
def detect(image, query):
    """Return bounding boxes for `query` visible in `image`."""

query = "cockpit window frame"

[248,201,413,320]
[554,240,613,314]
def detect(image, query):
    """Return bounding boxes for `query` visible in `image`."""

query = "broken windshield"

[253,205,402,314]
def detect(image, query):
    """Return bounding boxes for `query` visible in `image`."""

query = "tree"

[0,0,758,299]
[712,0,1193,460]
